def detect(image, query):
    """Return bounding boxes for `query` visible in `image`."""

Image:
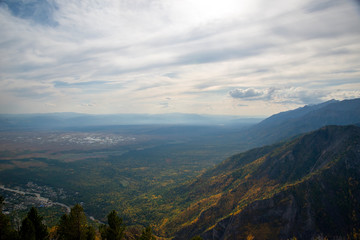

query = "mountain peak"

[242,98,360,147]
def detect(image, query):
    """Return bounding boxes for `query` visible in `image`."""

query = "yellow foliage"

[152,195,162,199]
[246,234,255,240]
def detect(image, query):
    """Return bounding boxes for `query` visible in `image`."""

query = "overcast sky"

[1,0,360,116]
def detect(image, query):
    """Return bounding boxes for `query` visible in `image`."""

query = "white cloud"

[229,86,358,105]
[0,0,360,115]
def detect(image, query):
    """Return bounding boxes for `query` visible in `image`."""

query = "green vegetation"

[100,210,126,240]
[1,124,360,239]
[0,201,160,240]
[158,125,360,239]
[138,226,156,240]
[20,207,49,240]
[57,204,94,240]
[0,132,244,227]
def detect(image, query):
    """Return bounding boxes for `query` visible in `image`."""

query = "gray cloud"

[81,103,96,107]
[10,86,55,99]
[271,1,360,42]
[136,81,171,91]
[229,87,330,105]
[229,88,266,100]
[305,0,339,13]
[163,72,178,79]
[177,44,270,65]
[237,104,248,107]
[54,81,110,88]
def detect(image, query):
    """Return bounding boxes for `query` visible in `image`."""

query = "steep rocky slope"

[161,125,360,239]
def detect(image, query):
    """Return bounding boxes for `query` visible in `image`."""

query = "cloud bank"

[0,0,359,116]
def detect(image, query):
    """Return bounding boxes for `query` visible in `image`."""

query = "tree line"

[0,196,159,240]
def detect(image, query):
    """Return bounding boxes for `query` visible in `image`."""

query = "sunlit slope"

[161,125,360,239]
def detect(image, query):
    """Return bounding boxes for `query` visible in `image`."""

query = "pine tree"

[57,214,69,239]
[57,204,94,240]
[19,207,48,240]
[26,207,49,240]
[100,210,125,240]
[20,217,36,240]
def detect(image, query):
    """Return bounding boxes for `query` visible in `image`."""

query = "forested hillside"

[160,125,360,239]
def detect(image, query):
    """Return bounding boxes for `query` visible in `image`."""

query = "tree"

[57,204,94,240]
[86,226,96,240]
[20,217,36,240]
[23,207,49,240]
[0,196,18,240]
[19,207,48,240]
[138,226,156,240]
[100,210,125,240]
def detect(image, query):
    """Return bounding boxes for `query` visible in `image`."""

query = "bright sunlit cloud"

[0,0,359,116]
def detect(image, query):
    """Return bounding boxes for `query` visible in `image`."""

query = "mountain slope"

[160,125,360,239]
[242,98,360,146]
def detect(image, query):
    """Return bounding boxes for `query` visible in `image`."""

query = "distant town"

[0,182,69,214]
[0,132,136,149]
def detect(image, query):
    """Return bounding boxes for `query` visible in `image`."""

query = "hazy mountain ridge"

[242,98,360,146]
[0,113,262,131]
[162,125,360,239]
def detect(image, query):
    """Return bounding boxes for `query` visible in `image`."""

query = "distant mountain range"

[241,98,360,147]
[161,125,360,239]
[1,98,359,139]
[0,112,261,130]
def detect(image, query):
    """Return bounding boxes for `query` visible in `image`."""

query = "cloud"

[305,0,339,13]
[54,81,108,88]
[237,104,248,107]
[159,102,169,108]
[277,88,327,104]
[9,86,55,99]
[45,103,56,107]
[229,87,331,104]
[229,88,266,99]
[176,42,272,65]
[0,0,58,26]
[0,0,360,115]
[163,72,178,78]
[81,103,96,107]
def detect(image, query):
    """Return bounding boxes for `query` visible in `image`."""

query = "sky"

[0,0,360,116]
